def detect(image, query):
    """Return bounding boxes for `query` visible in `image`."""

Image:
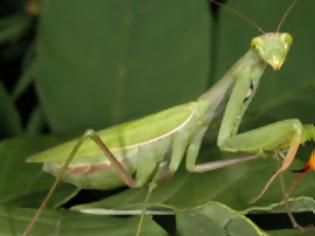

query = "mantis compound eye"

[280,33,293,47]
[251,37,263,48]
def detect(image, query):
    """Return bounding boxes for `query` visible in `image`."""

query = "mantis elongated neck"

[199,49,265,125]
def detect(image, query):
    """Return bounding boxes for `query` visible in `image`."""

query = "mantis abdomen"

[29,101,204,189]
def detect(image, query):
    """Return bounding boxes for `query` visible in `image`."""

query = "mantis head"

[251,33,293,70]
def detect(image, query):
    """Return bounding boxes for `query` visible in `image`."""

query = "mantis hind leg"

[23,129,137,236]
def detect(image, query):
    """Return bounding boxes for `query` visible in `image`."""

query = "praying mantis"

[22,0,315,235]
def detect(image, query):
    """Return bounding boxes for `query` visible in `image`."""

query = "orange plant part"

[287,149,315,197]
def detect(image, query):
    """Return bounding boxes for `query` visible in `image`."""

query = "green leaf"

[0,15,30,44]
[177,210,224,236]
[0,81,22,138]
[0,205,167,236]
[36,0,210,134]
[0,137,77,208]
[25,106,46,136]
[244,196,315,215]
[269,229,315,236]
[12,43,37,101]
[176,202,267,236]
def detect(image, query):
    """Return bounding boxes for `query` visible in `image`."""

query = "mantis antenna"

[276,0,301,32]
[210,0,265,34]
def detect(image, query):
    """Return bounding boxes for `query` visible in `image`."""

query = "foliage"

[0,0,314,235]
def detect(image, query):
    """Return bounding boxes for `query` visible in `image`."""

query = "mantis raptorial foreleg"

[213,47,310,203]
[218,86,305,203]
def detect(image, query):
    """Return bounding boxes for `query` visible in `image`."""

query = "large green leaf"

[35,0,315,135]
[0,205,166,236]
[36,0,210,134]
[177,202,267,236]
[0,138,77,208]
[1,0,315,234]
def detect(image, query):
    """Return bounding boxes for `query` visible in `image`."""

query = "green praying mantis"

[22,0,315,235]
